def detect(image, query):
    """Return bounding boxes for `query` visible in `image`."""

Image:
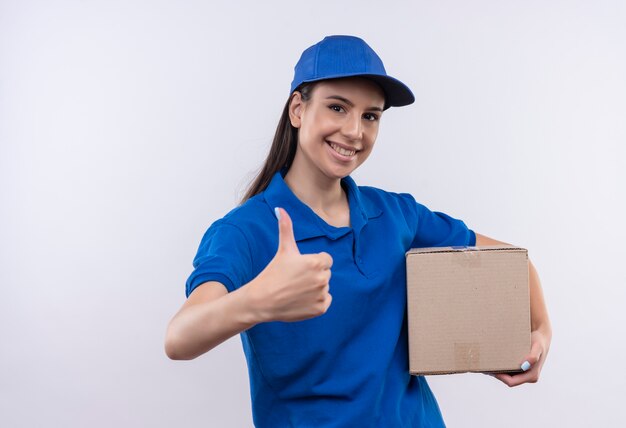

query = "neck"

[283,153,350,227]
[284,166,344,212]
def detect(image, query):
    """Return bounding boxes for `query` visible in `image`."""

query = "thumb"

[520,340,543,371]
[275,207,300,254]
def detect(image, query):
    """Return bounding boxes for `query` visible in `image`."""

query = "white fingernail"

[274,207,281,220]
[521,361,531,371]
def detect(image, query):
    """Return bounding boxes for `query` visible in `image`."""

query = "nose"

[341,112,363,141]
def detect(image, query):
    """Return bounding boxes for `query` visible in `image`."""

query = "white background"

[1,1,625,426]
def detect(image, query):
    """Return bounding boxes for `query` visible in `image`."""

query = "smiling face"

[287,77,386,183]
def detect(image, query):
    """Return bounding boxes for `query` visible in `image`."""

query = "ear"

[288,92,303,128]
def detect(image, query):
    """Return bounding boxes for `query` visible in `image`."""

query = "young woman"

[165,35,552,427]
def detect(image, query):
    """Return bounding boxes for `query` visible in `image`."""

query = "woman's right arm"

[165,208,333,360]
[164,280,262,360]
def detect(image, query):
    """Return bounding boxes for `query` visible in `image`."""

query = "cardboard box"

[406,246,531,375]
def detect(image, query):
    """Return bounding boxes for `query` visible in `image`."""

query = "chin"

[323,165,358,180]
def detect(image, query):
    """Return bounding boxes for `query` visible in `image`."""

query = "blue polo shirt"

[186,171,475,427]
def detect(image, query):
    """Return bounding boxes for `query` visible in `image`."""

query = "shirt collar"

[263,170,383,242]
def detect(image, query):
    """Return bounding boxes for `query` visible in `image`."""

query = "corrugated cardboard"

[406,246,531,375]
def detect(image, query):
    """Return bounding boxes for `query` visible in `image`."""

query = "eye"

[363,113,379,122]
[329,104,345,113]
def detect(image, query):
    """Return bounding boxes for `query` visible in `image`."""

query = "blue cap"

[290,35,415,110]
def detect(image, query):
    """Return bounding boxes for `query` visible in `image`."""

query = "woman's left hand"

[492,327,551,387]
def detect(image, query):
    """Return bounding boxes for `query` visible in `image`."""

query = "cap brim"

[296,72,415,110]
[360,74,415,109]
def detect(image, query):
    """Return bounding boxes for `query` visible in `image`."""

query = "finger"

[493,373,515,386]
[494,372,529,388]
[324,292,333,311]
[317,251,333,269]
[322,281,330,295]
[274,207,300,255]
[520,340,544,372]
[493,367,538,388]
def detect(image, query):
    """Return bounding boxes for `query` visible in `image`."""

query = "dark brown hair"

[240,83,316,203]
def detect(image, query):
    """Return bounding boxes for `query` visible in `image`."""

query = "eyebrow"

[325,95,384,112]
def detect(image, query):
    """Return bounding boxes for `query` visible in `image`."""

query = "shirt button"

[358,257,363,264]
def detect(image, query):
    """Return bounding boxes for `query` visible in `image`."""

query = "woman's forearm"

[165,283,261,360]
[475,233,551,334]
[529,260,551,335]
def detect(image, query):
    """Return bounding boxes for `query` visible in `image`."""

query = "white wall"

[1,1,625,426]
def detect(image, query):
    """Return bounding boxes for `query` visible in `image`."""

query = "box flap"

[406,245,526,256]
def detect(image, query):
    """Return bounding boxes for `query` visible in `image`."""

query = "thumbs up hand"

[246,207,333,323]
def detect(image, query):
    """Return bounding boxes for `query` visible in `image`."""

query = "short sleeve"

[185,220,254,297]
[410,199,476,248]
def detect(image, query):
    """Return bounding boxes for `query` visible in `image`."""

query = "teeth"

[330,142,356,157]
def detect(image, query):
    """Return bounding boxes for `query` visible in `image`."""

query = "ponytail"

[240,83,316,204]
